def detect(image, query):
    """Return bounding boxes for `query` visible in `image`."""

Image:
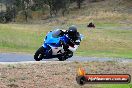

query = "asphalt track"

[0,53,132,63]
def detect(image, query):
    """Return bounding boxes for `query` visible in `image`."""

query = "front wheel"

[34,46,45,61]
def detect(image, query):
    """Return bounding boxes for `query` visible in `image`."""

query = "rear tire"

[58,50,73,61]
[58,56,66,61]
[67,50,73,58]
[34,46,44,61]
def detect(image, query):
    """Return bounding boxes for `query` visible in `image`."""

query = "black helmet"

[67,26,78,39]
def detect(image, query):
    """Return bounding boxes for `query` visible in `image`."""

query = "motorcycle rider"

[60,25,81,53]
[34,25,82,61]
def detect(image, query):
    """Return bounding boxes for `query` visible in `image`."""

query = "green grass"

[0,23,132,58]
[76,28,132,58]
[96,84,132,88]
[0,24,50,53]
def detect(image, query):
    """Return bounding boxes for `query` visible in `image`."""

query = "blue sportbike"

[34,29,83,61]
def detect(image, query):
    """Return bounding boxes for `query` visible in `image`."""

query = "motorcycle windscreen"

[44,31,60,44]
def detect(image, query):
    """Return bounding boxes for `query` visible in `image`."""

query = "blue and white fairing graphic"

[42,29,84,56]
[42,29,69,48]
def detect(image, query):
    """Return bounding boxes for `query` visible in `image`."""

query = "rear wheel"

[58,50,73,61]
[58,52,68,61]
[34,46,45,61]
[58,56,66,61]
[67,50,73,58]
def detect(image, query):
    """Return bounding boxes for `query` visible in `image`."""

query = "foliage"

[0,0,86,22]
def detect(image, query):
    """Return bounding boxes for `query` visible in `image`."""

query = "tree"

[0,0,16,22]
[77,0,85,9]
[44,0,55,16]
[61,0,70,16]
[32,0,46,11]
[13,0,33,22]
[23,0,31,22]
[45,0,70,16]
[70,0,85,9]
[1,0,86,22]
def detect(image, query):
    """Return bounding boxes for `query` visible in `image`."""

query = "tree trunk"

[77,0,82,9]
[24,10,28,22]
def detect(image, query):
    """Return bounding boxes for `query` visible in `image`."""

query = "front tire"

[34,46,44,61]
